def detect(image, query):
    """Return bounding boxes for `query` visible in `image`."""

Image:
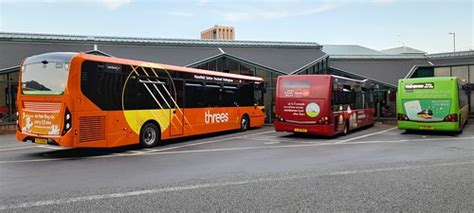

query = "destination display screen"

[404,82,434,90]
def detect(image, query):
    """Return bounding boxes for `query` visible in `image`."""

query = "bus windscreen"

[21,53,74,95]
[281,80,310,98]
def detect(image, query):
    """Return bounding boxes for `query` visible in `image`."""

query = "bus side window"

[222,84,238,107]
[254,82,264,106]
[134,76,165,110]
[459,83,468,108]
[239,82,254,106]
[185,82,205,108]
[123,72,138,110]
[205,83,221,107]
[172,80,184,108]
[81,61,128,110]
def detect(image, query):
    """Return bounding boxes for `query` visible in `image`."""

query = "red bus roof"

[278,74,369,83]
[77,52,264,82]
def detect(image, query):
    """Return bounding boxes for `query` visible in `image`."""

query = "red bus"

[274,75,375,136]
[16,52,265,148]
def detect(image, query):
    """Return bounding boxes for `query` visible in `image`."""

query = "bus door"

[170,79,184,136]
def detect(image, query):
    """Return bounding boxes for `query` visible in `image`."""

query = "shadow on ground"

[401,123,470,137]
[24,127,262,159]
[279,124,375,140]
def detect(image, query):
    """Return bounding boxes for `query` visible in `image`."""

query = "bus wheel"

[140,122,160,148]
[240,115,250,131]
[343,121,349,136]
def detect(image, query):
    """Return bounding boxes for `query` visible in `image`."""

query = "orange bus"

[17,52,265,148]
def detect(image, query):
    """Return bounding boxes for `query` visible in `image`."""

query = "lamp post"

[449,32,456,52]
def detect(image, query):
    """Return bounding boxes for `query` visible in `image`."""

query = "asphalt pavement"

[0,123,473,212]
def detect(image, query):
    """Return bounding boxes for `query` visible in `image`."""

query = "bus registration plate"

[419,126,434,130]
[294,128,307,133]
[34,138,48,145]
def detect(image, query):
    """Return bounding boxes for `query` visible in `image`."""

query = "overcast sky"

[0,0,472,53]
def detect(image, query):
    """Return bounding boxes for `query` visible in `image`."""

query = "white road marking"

[0,158,65,164]
[114,150,146,156]
[242,136,281,140]
[0,146,38,152]
[1,134,473,164]
[1,159,473,210]
[36,145,64,150]
[329,160,474,175]
[127,150,146,154]
[263,141,280,145]
[334,127,398,144]
[147,130,276,153]
[240,130,276,137]
[357,136,474,144]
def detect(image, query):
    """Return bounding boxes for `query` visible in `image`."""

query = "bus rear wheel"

[140,122,160,148]
[343,121,349,136]
[240,115,250,131]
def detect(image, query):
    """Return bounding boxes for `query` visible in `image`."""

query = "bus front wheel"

[240,115,250,131]
[140,122,161,148]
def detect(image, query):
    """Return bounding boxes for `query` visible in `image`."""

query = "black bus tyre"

[456,115,463,134]
[343,121,349,136]
[140,122,161,148]
[457,116,463,134]
[240,115,250,131]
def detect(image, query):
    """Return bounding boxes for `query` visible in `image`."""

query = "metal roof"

[323,44,426,59]
[329,55,427,60]
[381,46,426,55]
[427,50,474,59]
[0,32,321,49]
[0,33,327,74]
[329,66,396,89]
[222,47,327,74]
[323,45,386,56]
[329,59,432,86]
[0,65,19,75]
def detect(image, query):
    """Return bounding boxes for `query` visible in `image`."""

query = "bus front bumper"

[397,121,459,132]
[274,121,336,136]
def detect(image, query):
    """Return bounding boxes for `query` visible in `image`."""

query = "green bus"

[397,77,469,132]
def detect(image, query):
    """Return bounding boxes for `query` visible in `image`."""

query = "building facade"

[0,32,330,124]
[201,25,235,40]
[408,51,474,113]
[1,32,473,126]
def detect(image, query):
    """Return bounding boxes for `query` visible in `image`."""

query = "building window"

[469,65,474,83]
[208,60,216,71]
[471,91,474,113]
[256,68,271,87]
[434,67,450,77]
[0,71,18,123]
[321,60,325,73]
[240,63,255,76]
[451,66,469,83]
[226,58,239,75]
[413,67,434,78]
